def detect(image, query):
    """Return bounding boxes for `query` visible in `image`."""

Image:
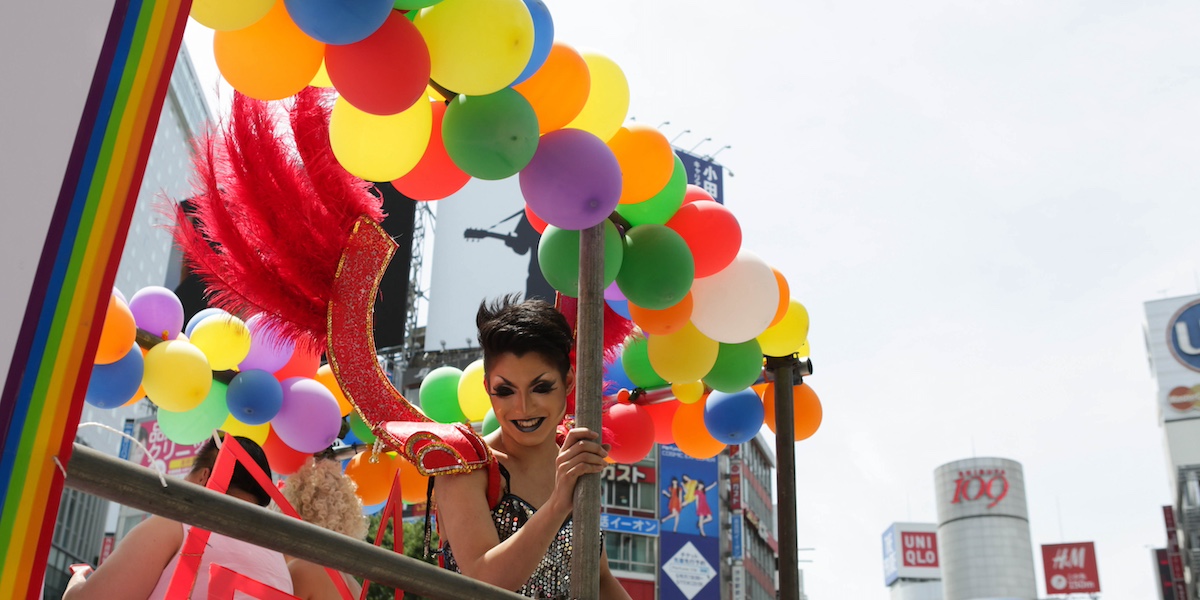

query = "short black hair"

[476,294,573,378]
[192,434,275,507]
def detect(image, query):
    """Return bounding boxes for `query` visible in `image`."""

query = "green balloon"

[443,90,539,180]
[350,412,377,444]
[538,221,624,298]
[482,409,500,435]
[394,0,441,9]
[420,366,466,423]
[616,154,685,227]
[622,337,667,389]
[702,339,764,393]
[158,381,229,445]
[616,224,694,310]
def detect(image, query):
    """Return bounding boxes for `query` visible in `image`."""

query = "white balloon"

[690,250,779,343]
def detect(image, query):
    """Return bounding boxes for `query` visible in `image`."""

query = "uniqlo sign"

[901,532,938,568]
[1041,542,1100,594]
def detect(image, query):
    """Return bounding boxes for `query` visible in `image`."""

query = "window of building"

[600,453,657,512]
[605,533,657,575]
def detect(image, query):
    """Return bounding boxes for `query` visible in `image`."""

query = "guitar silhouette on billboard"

[464,210,555,302]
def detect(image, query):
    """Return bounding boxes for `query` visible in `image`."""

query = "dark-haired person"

[434,296,631,600]
[64,435,293,599]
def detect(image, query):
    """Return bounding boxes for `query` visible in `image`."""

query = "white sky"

[183,1,1200,597]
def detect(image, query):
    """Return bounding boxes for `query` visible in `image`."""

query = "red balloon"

[525,203,548,234]
[604,403,655,464]
[643,401,678,445]
[682,184,714,205]
[665,200,742,278]
[393,100,471,200]
[325,12,430,116]
[263,429,310,476]
[274,345,320,381]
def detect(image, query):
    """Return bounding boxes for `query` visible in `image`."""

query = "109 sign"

[951,468,1009,508]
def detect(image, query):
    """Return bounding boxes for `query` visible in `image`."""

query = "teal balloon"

[158,382,230,445]
[443,89,539,180]
[482,409,500,435]
[537,221,624,298]
[350,411,376,444]
[702,339,764,393]
[616,224,694,310]
[420,366,466,423]
[615,154,685,226]
[621,337,667,389]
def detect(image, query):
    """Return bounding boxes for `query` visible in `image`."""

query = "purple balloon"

[273,377,342,453]
[240,314,296,373]
[604,280,626,301]
[519,129,622,231]
[128,286,185,340]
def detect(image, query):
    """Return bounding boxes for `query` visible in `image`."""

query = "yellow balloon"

[671,381,705,405]
[795,339,810,358]
[457,359,490,421]
[310,59,334,88]
[190,0,273,31]
[647,322,719,384]
[414,0,534,96]
[315,364,353,417]
[190,315,252,371]
[757,300,810,357]
[144,340,213,412]
[220,415,270,446]
[564,53,629,142]
[330,95,432,181]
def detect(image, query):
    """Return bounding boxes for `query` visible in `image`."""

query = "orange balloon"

[397,455,431,505]
[315,364,353,417]
[95,294,136,365]
[671,400,725,459]
[629,293,692,336]
[762,382,823,441]
[769,268,790,327]
[214,0,325,101]
[344,450,400,506]
[608,125,675,205]
[513,42,590,134]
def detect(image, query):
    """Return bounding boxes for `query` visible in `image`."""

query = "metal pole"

[63,444,526,600]
[570,222,605,599]
[767,355,800,600]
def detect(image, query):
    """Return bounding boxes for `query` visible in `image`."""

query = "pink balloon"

[272,377,342,452]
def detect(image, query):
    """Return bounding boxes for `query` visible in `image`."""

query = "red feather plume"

[172,88,384,351]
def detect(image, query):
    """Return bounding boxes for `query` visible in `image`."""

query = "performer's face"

[487,352,572,447]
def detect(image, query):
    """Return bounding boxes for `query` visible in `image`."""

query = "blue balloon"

[703,388,764,445]
[362,500,386,516]
[226,369,283,425]
[284,0,394,45]
[342,422,362,445]
[184,308,224,337]
[606,298,631,320]
[603,356,637,394]
[85,342,144,409]
[510,0,554,86]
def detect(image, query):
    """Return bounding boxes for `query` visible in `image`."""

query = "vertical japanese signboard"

[675,149,724,205]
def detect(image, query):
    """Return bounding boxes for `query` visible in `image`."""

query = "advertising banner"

[882,522,940,585]
[1144,295,1200,422]
[131,417,207,478]
[728,459,742,512]
[660,532,720,600]
[1042,542,1100,594]
[601,514,660,537]
[658,444,719,537]
[424,177,554,352]
[675,149,724,205]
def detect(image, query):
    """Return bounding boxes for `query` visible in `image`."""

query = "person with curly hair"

[282,457,368,600]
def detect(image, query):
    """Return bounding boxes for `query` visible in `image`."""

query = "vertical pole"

[768,355,800,600]
[571,222,605,600]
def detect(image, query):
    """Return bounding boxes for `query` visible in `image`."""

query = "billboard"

[1144,294,1200,422]
[660,532,720,600]
[674,149,725,205]
[882,522,940,585]
[658,444,719,537]
[1042,542,1100,594]
[424,177,554,352]
[130,417,207,478]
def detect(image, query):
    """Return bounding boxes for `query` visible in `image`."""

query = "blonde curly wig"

[283,458,368,540]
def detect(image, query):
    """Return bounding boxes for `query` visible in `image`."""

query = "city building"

[882,522,942,600]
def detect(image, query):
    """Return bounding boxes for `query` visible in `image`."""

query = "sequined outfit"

[442,464,581,600]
